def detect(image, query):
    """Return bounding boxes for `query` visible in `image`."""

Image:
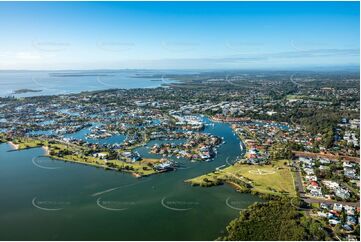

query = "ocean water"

[0,70,182,97]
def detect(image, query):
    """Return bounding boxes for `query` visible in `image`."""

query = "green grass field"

[11,138,45,150]
[53,154,158,176]
[186,160,297,197]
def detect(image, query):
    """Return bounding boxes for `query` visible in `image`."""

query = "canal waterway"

[0,117,262,240]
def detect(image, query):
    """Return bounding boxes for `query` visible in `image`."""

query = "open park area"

[186,160,297,197]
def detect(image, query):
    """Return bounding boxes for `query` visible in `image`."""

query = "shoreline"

[42,146,50,155]
[4,137,158,178]
[47,154,150,178]
[7,141,19,150]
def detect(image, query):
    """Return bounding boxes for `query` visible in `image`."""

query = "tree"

[219,197,331,241]
[270,143,292,160]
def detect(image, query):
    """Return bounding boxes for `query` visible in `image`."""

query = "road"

[292,161,360,208]
[292,162,305,196]
[303,197,359,207]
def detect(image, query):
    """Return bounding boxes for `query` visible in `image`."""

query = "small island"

[12,89,42,94]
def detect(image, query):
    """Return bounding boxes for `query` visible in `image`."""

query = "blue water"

[0,117,262,240]
[0,70,180,97]
[63,127,126,145]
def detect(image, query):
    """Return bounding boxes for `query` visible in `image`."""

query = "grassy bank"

[186,160,297,197]
[8,137,160,177]
[10,137,45,150]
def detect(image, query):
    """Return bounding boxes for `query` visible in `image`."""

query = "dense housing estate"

[0,70,359,240]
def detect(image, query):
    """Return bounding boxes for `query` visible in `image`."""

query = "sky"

[0,1,359,70]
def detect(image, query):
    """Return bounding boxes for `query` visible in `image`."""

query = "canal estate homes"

[0,70,359,241]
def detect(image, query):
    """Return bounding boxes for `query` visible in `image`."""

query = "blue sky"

[0,1,359,70]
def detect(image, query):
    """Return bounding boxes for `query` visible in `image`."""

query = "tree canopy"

[219,198,329,241]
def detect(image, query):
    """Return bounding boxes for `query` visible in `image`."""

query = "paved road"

[292,162,305,195]
[292,162,360,208]
[303,198,359,207]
